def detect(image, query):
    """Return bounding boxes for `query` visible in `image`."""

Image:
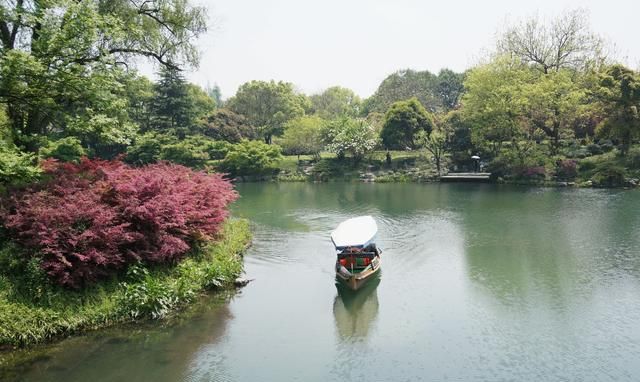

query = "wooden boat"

[331,216,382,291]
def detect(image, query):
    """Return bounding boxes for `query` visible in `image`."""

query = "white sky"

[146,0,640,99]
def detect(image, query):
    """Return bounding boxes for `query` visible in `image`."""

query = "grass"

[0,218,251,349]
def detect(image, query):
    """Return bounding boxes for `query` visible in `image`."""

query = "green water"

[3,183,640,381]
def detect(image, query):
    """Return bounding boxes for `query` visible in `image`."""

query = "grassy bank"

[0,219,251,350]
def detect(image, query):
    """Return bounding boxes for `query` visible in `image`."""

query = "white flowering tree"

[324,117,378,161]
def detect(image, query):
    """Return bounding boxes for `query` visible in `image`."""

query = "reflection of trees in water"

[460,188,640,311]
[7,295,235,382]
[333,276,381,340]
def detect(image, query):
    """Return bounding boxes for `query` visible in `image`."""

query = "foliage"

[0,219,250,347]
[39,137,87,163]
[553,159,577,180]
[417,127,449,175]
[381,98,435,150]
[2,159,237,288]
[310,86,361,119]
[280,116,325,159]
[0,144,41,189]
[363,68,464,114]
[323,117,378,161]
[201,109,257,143]
[125,132,178,165]
[596,65,640,155]
[462,56,536,155]
[591,161,627,187]
[0,0,207,151]
[219,140,283,177]
[227,80,309,143]
[151,68,215,132]
[524,70,588,152]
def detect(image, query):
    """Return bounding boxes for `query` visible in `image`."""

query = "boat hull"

[335,256,381,291]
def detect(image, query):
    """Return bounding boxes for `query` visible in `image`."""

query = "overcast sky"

[151,0,640,99]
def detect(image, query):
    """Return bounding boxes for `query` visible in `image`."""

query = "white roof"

[331,216,377,250]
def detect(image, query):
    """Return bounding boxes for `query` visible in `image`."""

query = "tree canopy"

[0,0,207,152]
[310,86,361,119]
[227,80,309,144]
[380,98,435,150]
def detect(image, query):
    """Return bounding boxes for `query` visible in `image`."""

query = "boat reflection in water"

[332,274,381,340]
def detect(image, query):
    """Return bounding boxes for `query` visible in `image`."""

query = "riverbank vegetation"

[0,158,249,348]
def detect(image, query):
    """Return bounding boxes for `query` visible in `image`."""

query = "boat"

[331,216,382,291]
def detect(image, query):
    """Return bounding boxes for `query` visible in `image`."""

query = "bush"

[39,137,87,162]
[1,158,237,288]
[627,147,640,169]
[0,144,41,189]
[591,162,627,187]
[125,133,177,165]
[555,159,578,180]
[219,140,282,177]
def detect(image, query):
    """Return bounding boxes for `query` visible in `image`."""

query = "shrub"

[627,147,640,169]
[520,166,546,179]
[125,133,177,165]
[591,162,627,187]
[2,158,237,288]
[0,144,41,189]
[39,137,87,162]
[219,140,282,177]
[555,159,578,180]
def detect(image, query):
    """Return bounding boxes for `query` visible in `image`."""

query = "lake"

[3,183,640,381]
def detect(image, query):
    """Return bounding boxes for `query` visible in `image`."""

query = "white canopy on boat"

[331,216,378,250]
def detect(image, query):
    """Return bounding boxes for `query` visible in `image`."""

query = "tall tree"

[0,0,207,151]
[207,84,223,107]
[310,86,361,119]
[498,9,604,74]
[525,70,587,153]
[596,65,640,156]
[363,69,465,115]
[380,98,435,150]
[151,68,215,132]
[363,69,439,114]
[227,80,308,144]
[461,57,535,156]
[436,69,465,110]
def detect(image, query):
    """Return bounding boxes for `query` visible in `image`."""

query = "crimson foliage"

[2,158,237,288]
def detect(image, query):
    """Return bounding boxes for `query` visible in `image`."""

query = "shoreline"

[0,219,252,356]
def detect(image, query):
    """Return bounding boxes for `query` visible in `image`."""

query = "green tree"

[436,69,465,110]
[201,109,257,143]
[207,84,223,108]
[151,68,215,132]
[220,140,283,177]
[0,0,207,151]
[227,80,308,144]
[525,70,587,153]
[280,116,325,160]
[363,69,439,114]
[323,117,378,161]
[461,57,534,156]
[380,98,435,150]
[596,65,640,156]
[417,127,448,176]
[310,86,361,119]
[363,69,464,114]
